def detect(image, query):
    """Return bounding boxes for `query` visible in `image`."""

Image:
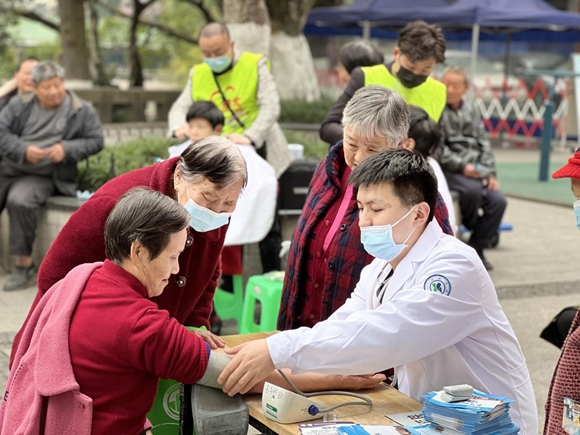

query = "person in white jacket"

[218,148,537,434]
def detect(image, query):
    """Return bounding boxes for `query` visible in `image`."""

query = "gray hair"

[443,65,469,85]
[177,136,248,189]
[31,61,65,86]
[105,188,190,264]
[342,85,410,145]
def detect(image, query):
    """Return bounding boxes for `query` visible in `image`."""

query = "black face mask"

[396,64,428,88]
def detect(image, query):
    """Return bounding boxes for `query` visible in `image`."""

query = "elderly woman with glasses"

[2,189,217,434]
[10,136,248,364]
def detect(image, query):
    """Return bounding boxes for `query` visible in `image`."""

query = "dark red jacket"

[544,311,580,435]
[69,260,208,435]
[11,158,225,365]
[277,143,453,331]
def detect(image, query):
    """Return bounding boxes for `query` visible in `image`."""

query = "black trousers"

[445,171,507,248]
[0,170,55,256]
[259,192,282,273]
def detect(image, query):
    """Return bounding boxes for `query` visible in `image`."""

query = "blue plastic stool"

[240,272,284,334]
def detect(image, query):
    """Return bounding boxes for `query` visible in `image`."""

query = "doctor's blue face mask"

[360,205,417,262]
[183,185,231,232]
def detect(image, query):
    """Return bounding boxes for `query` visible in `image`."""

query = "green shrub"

[279,98,335,125]
[78,136,177,192]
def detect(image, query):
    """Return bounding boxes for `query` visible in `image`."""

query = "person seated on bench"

[440,66,506,270]
[0,61,103,291]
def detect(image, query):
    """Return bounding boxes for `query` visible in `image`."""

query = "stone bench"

[0,196,84,273]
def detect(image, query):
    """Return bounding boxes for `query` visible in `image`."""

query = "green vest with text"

[362,64,446,122]
[192,52,263,135]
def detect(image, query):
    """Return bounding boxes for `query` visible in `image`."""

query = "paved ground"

[0,146,579,434]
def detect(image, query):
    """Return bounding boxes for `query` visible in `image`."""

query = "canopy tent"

[306,0,580,77]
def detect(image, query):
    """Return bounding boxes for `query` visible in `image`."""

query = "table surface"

[221,333,423,435]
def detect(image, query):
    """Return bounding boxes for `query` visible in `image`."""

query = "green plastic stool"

[213,274,244,327]
[147,326,201,435]
[240,272,284,334]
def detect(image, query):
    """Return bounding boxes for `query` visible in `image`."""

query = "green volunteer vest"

[192,52,263,135]
[362,64,446,122]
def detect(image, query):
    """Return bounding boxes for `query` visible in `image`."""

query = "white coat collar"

[375,221,444,306]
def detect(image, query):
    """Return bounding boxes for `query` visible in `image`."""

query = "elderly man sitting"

[0,61,104,291]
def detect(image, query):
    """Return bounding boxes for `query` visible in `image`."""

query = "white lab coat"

[168,140,277,246]
[267,221,538,434]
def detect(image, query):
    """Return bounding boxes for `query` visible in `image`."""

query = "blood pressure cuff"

[179,352,249,435]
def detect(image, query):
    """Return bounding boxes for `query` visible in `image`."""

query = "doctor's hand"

[225,133,252,145]
[193,329,225,349]
[218,339,275,396]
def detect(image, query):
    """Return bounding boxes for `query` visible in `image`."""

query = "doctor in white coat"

[218,149,538,434]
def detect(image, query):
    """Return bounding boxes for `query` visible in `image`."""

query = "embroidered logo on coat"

[424,275,452,296]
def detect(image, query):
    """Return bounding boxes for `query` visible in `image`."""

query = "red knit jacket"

[69,260,209,435]
[11,158,225,365]
[544,310,580,435]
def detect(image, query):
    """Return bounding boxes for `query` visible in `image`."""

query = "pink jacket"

[0,263,101,435]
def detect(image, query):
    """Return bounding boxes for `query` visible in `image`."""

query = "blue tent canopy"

[306,0,580,31]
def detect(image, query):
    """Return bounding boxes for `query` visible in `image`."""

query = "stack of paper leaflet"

[408,389,520,435]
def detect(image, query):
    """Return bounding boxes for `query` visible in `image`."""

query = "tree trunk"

[58,0,92,81]
[223,0,271,56]
[86,0,109,86]
[129,0,146,87]
[266,0,320,101]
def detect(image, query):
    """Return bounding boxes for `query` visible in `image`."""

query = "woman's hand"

[333,373,386,391]
[193,329,225,349]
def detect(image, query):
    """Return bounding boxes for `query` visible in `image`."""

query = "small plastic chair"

[213,275,244,326]
[240,272,285,334]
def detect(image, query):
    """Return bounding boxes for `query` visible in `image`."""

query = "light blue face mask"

[204,55,232,74]
[574,200,580,230]
[360,205,417,262]
[184,189,231,233]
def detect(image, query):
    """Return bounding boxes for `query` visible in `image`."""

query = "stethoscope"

[369,262,394,310]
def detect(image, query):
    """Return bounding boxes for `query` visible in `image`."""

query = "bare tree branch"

[12,9,60,32]
[180,0,215,23]
[96,0,199,44]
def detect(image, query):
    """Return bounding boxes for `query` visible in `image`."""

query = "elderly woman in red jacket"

[10,136,247,364]
[3,189,212,435]
[544,148,580,435]
[278,85,453,331]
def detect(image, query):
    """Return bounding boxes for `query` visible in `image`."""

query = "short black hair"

[398,20,445,64]
[16,57,38,72]
[349,148,438,222]
[104,188,190,263]
[186,101,225,129]
[408,106,441,159]
[339,41,384,74]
